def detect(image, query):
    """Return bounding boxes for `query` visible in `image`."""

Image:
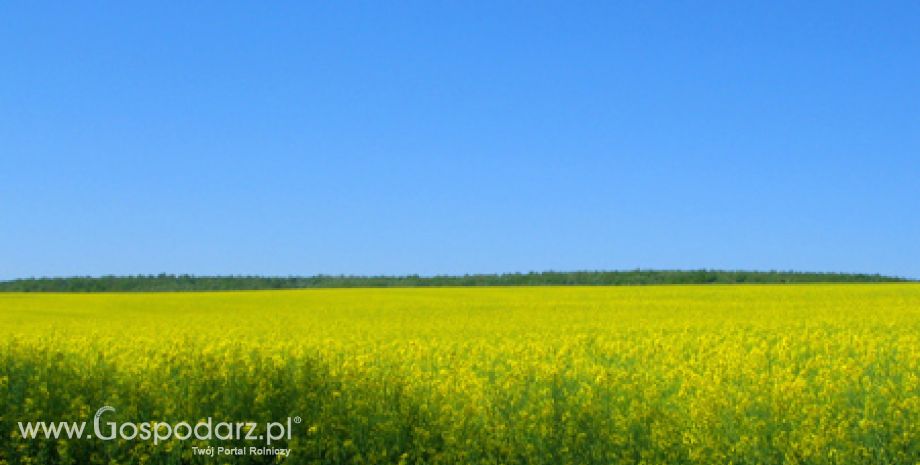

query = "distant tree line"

[0,270,909,292]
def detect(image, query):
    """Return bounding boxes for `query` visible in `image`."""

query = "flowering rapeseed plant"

[0,285,918,464]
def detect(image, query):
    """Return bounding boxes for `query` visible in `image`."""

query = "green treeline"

[0,270,908,292]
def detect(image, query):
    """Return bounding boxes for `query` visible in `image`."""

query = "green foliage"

[0,270,908,292]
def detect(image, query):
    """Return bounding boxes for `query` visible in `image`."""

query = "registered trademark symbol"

[294,416,302,424]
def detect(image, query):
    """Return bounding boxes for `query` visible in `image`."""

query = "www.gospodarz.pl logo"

[16,406,300,457]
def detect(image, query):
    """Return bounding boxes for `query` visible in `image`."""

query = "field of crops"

[1,285,918,464]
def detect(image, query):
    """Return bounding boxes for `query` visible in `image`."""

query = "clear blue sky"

[2,1,918,280]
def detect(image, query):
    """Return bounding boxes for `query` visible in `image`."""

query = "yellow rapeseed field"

[1,285,918,464]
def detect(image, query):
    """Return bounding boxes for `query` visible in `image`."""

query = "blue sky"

[2,1,918,280]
